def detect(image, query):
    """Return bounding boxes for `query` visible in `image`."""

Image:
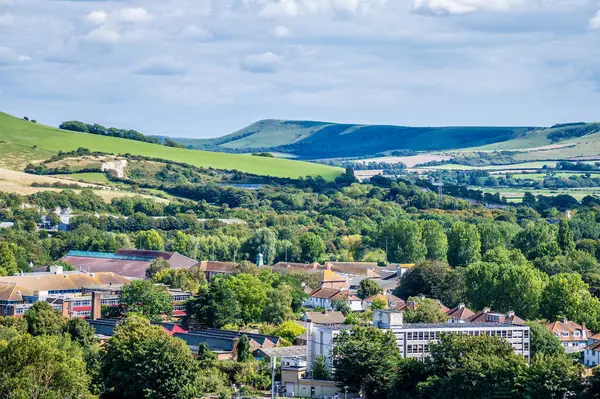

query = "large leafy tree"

[357,279,382,299]
[0,334,92,398]
[394,261,464,307]
[184,278,241,328]
[136,230,163,251]
[145,257,171,279]
[236,334,253,362]
[0,241,18,276]
[120,280,174,321]
[526,321,564,358]
[224,274,269,324]
[24,301,67,336]
[464,260,547,319]
[517,354,584,398]
[310,355,331,380]
[420,220,448,262]
[447,222,481,267]
[246,227,277,265]
[513,222,560,261]
[403,297,448,324]
[299,232,326,263]
[557,219,576,254]
[101,315,201,399]
[332,326,400,399]
[540,273,600,331]
[64,317,96,348]
[153,267,206,294]
[389,220,427,263]
[262,284,294,324]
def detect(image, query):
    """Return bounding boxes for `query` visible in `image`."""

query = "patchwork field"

[0,168,162,202]
[0,112,342,180]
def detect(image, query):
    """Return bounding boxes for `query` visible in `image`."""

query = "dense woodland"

[4,170,600,397]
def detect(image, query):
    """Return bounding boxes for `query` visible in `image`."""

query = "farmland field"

[65,172,111,184]
[477,186,600,202]
[0,112,342,180]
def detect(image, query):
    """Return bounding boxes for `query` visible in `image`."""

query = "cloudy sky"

[1,0,600,138]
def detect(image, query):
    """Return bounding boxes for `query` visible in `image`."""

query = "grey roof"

[259,346,307,358]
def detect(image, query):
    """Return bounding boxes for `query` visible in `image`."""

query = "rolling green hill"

[0,112,342,180]
[174,120,537,158]
[175,120,600,160]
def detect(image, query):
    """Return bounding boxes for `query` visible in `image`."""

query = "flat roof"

[259,346,307,358]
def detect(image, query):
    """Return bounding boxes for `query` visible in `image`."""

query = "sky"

[1,0,600,138]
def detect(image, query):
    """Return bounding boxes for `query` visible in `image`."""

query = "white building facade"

[307,310,531,373]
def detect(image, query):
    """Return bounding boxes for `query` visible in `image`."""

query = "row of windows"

[404,329,527,341]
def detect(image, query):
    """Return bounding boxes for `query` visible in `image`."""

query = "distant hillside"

[0,113,342,180]
[174,120,600,159]
[174,120,539,159]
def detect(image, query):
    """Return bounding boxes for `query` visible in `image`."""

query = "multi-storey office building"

[307,310,531,372]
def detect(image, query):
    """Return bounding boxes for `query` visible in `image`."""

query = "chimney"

[61,301,70,318]
[507,311,515,318]
[91,291,101,320]
[49,265,63,275]
[562,317,568,324]
[483,307,491,314]
[458,303,465,309]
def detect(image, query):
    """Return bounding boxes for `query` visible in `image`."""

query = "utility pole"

[271,356,277,398]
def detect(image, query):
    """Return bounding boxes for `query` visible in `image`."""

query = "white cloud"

[133,56,187,76]
[86,10,108,24]
[240,52,283,73]
[0,46,30,65]
[117,7,153,23]
[0,12,14,26]
[412,0,525,15]
[251,0,387,18]
[180,24,212,39]
[590,10,600,29]
[86,26,121,43]
[273,25,291,37]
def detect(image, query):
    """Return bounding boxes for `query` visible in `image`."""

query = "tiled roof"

[304,311,345,325]
[467,309,525,326]
[322,270,347,282]
[0,272,130,301]
[588,341,600,352]
[197,261,237,273]
[310,288,343,299]
[545,319,590,341]
[446,304,475,320]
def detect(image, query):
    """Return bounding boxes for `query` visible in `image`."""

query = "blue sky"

[1,0,600,138]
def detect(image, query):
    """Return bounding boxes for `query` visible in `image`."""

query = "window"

[561,332,569,337]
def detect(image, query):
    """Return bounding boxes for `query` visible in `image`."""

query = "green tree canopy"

[262,284,294,324]
[465,260,548,319]
[64,317,96,348]
[420,220,448,262]
[299,232,326,263]
[357,279,383,299]
[101,315,201,399]
[526,321,564,358]
[0,334,92,399]
[136,230,164,251]
[310,355,331,380]
[403,297,448,324]
[24,301,67,336]
[332,326,400,399]
[246,227,277,265]
[236,334,253,362]
[388,220,427,263]
[447,222,481,267]
[184,278,241,328]
[558,219,576,254]
[120,280,174,321]
[145,257,171,279]
[0,241,18,276]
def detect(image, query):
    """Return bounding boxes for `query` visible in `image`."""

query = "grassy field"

[477,186,600,202]
[0,168,163,202]
[0,112,342,180]
[66,172,111,184]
